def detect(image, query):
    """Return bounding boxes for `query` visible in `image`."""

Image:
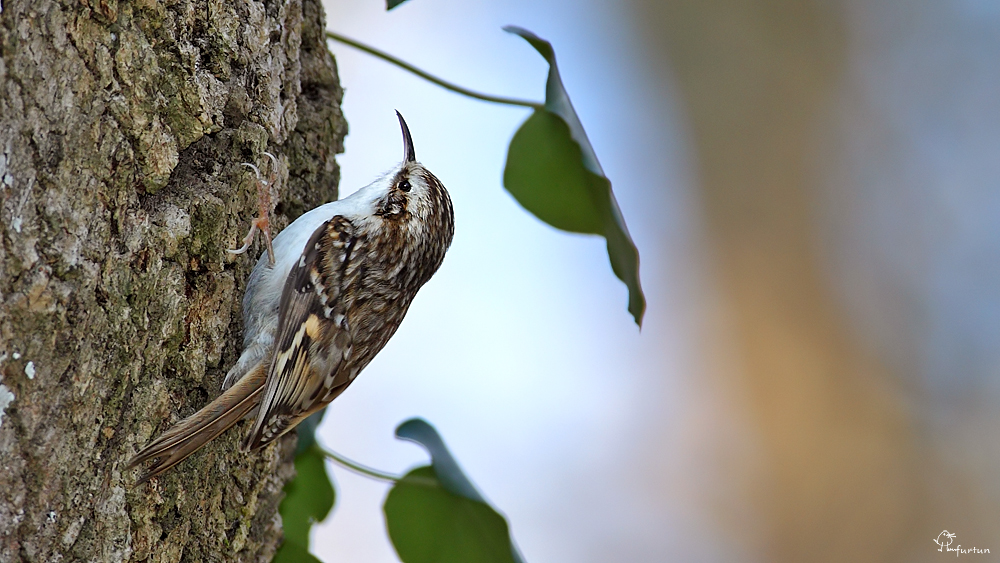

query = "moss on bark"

[0,0,345,560]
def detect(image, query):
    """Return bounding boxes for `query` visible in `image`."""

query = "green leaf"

[504,111,603,234]
[394,418,486,502]
[384,419,525,563]
[273,540,325,563]
[387,0,409,10]
[279,447,335,551]
[502,26,645,326]
[385,467,516,563]
[273,411,331,561]
[294,409,326,456]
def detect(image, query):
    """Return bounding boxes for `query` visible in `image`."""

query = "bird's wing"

[244,216,361,449]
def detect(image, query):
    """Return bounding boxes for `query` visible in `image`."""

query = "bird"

[128,112,454,484]
[934,531,957,551]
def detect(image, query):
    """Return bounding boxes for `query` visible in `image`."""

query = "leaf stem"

[325,30,544,110]
[316,445,401,482]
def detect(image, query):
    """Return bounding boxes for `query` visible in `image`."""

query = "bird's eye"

[399,179,411,192]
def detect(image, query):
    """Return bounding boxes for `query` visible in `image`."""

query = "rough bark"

[0,0,345,561]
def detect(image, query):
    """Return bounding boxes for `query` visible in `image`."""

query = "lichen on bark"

[0,0,346,561]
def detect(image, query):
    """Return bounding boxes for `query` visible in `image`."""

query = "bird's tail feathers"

[127,364,267,485]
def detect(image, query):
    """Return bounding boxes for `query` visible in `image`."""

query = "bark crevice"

[0,0,344,560]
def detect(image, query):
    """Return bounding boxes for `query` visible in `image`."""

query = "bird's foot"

[229,152,279,266]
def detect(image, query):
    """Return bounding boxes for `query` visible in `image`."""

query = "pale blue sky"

[310,0,724,561]
[308,1,1000,561]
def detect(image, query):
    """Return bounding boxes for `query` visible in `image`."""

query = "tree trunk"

[0,0,345,560]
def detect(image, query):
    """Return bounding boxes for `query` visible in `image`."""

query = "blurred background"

[312,0,1000,561]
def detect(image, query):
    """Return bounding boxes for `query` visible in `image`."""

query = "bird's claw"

[229,153,280,266]
[240,162,263,180]
[227,221,258,256]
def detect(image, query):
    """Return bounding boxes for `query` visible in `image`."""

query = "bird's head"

[372,111,453,234]
[350,111,454,286]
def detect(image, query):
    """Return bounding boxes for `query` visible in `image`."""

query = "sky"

[299,1,1000,561]
[309,0,718,561]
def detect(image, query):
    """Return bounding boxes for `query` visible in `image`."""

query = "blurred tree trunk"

[0,0,344,561]
[630,1,929,561]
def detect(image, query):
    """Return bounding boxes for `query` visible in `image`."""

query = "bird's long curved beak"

[396,110,416,163]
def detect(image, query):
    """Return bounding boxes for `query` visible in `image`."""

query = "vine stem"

[316,445,442,488]
[325,30,544,110]
[317,445,401,482]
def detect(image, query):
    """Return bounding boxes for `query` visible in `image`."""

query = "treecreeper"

[128,112,455,483]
